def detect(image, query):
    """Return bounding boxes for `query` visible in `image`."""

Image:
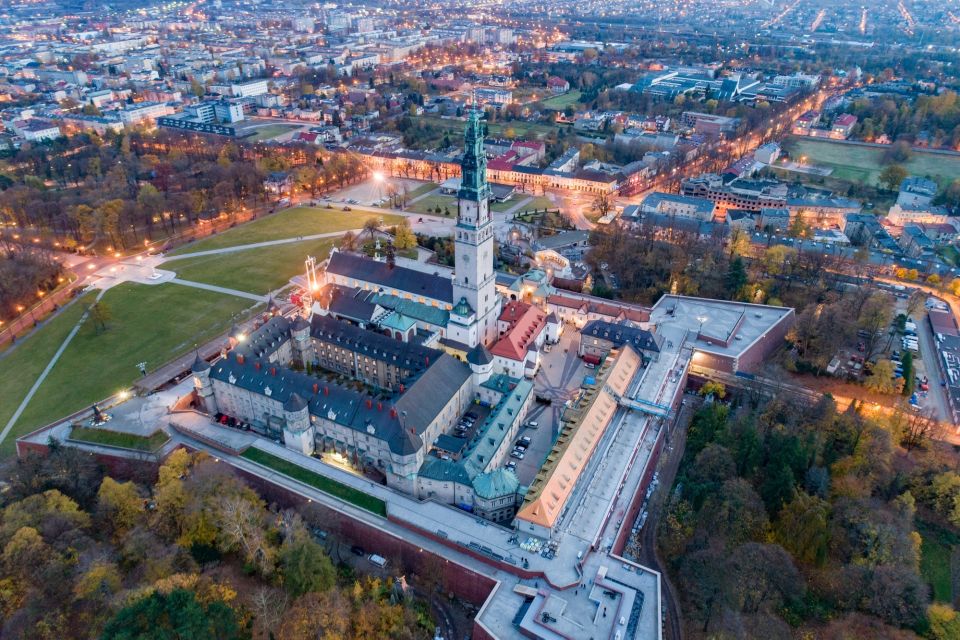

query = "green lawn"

[0,295,94,445]
[170,207,403,256]
[241,447,387,516]
[407,182,439,199]
[69,426,170,451]
[539,90,582,111]
[172,238,338,294]
[919,519,960,603]
[512,196,557,213]
[243,124,299,142]
[784,137,960,188]
[407,193,457,216]
[6,283,253,453]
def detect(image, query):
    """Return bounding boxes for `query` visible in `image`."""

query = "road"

[633,396,697,640]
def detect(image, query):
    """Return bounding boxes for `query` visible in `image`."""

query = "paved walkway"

[161,229,352,261]
[406,186,442,205]
[0,289,105,449]
[169,278,268,302]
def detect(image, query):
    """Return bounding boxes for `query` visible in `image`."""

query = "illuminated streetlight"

[697,315,707,336]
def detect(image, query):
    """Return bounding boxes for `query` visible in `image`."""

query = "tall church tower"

[453,108,499,347]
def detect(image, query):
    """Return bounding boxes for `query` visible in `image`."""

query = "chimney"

[399,383,405,393]
[237,354,245,365]
[366,399,373,409]
[425,356,429,365]
[270,366,277,376]
[377,401,382,411]
[254,361,261,371]
[312,383,319,394]
[324,386,329,396]
[390,408,397,418]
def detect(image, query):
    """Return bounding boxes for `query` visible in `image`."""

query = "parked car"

[510,451,525,460]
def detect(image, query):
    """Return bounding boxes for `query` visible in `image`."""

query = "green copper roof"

[452,296,473,317]
[458,108,490,202]
[473,468,520,500]
[380,311,417,332]
[368,292,450,327]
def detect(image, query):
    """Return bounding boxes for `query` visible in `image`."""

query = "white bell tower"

[452,108,499,347]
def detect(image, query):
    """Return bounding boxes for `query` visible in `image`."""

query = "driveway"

[512,326,590,486]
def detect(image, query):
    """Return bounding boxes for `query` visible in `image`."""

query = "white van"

[368,554,387,568]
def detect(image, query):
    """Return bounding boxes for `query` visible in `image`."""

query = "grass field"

[241,447,388,516]
[513,195,556,213]
[412,115,561,142]
[172,238,338,295]
[919,519,959,603]
[407,193,457,216]
[784,137,960,188]
[0,295,94,446]
[170,207,403,256]
[69,426,170,451]
[5,283,253,453]
[539,90,582,111]
[407,182,439,199]
[243,124,300,142]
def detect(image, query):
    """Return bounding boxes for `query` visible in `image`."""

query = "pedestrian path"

[0,289,105,449]
[169,278,267,302]
[162,229,353,261]
[406,187,441,205]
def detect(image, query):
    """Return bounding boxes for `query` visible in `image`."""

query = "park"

[0,204,407,456]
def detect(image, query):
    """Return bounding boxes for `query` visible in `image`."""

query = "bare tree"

[250,586,288,635]
[899,408,944,451]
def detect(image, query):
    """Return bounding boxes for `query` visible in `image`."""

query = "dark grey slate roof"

[326,251,453,303]
[582,319,662,353]
[328,289,380,323]
[310,314,440,375]
[234,315,292,360]
[467,343,494,366]
[191,352,210,372]
[434,433,467,454]
[284,392,307,412]
[210,352,422,455]
[395,353,472,435]
[418,456,472,485]
[291,316,310,332]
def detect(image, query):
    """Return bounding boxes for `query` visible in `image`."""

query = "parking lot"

[510,325,593,486]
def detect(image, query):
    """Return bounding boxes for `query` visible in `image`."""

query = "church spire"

[458,107,490,203]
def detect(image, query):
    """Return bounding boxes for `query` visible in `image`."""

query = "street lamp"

[697,315,707,337]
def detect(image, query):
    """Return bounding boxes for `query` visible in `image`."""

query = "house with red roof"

[547,76,570,94]
[489,301,548,378]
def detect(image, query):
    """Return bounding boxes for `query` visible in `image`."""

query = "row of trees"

[0,446,433,639]
[0,246,64,320]
[0,129,370,252]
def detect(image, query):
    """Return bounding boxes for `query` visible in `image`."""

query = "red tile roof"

[490,301,547,361]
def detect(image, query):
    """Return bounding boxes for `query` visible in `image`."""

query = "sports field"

[539,91,582,111]
[785,137,960,187]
